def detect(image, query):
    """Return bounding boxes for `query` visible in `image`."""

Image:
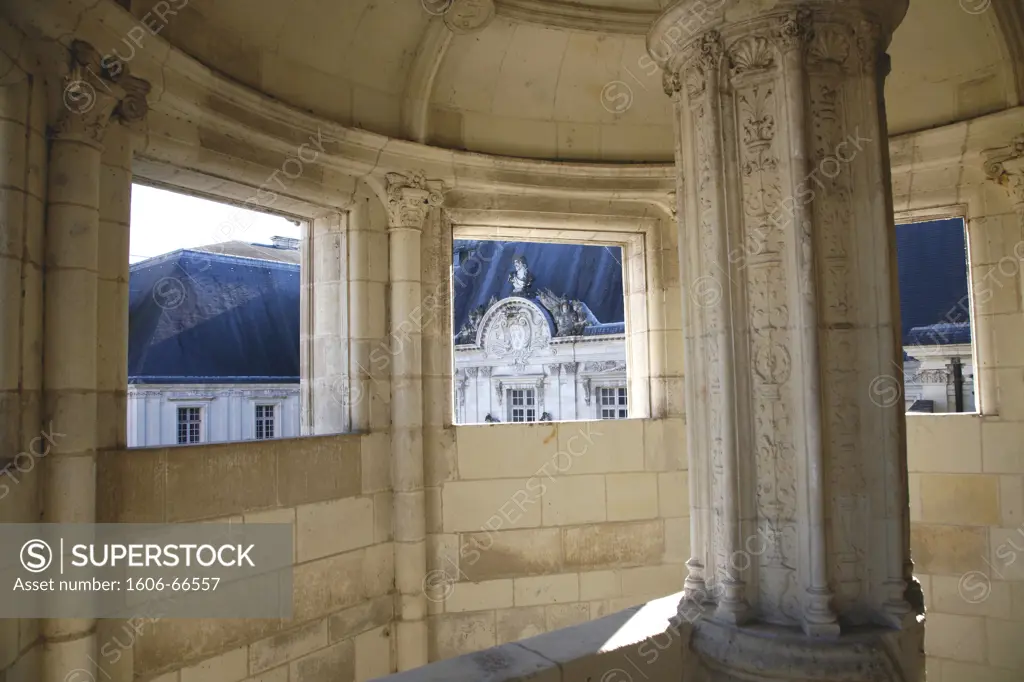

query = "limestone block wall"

[425,418,688,661]
[892,106,1024,681]
[908,416,1024,681]
[95,432,395,682]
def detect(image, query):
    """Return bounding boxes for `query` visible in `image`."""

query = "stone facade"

[126,385,302,447]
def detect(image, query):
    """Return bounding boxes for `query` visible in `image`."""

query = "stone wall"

[893,107,1024,682]
[908,416,1024,680]
[94,432,394,682]
[425,418,688,660]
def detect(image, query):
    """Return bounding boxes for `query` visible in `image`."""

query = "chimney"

[270,236,300,250]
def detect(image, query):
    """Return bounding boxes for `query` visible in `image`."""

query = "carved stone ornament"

[456,305,486,344]
[478,298,552,371]
[444,0,495,34]
[508,256,534,296]
[582,361,626,374]
[385,171,445,228]
[910,369,950,385]
[663,68,682,98]
[983,135,1024,206]
[51,40,151,144]
[581,377,592,406]
[536,289,591,337]
[728,35,775,75]
[776,8,813,51]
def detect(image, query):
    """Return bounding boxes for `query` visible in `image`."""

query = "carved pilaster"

[50,40,151,146]
[385,171,445,229]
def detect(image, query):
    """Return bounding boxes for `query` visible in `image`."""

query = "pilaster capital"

[647,0,906,91]
[385,170,446,230]
[49,40,151,146]
[775,7,813,53]
[983,135,1024,207]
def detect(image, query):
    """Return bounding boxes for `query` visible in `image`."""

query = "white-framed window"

[508,388,537,423]
[177,406,203,444]
[599,386,628,419]
[255,404,276,440]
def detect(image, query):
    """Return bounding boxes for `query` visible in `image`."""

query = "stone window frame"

[894,205,985,415]
[446,208,662,423]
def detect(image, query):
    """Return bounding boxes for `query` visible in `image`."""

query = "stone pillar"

[651,2,922,679]
[96,123,134,453]
[0,43,46,682]
[385,170,443,670]
[42,40,148,682]
[303,211,350,434]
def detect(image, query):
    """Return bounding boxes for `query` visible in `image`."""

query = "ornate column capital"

[50,40,151,146]
[983,135,1024,208]
[385,171,445,229]
[775,8,814,53]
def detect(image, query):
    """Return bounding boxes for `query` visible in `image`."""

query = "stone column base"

[681,617,924,682]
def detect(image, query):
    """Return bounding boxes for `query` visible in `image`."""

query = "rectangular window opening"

[128,183,304,447]
[451,238,628,424]
[255,404,276,440]
[894,216,977,414]
[176,407,202,445]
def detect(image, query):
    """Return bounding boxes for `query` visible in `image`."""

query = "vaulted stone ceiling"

[129,0,1023,163]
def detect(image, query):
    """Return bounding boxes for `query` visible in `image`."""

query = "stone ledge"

[375,592,685,682]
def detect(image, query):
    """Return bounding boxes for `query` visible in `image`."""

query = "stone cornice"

[495,0,658,35]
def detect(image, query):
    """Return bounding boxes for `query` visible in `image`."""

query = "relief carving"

[385,171,445,228]
[728,35,775,75]
[51,40,151,144]
[479,298,552,370]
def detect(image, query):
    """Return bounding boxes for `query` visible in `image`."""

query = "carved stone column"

[42,40,149,682]
[651,2,922,679]
[385,171,443,670]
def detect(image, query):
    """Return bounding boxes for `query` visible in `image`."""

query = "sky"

[129,184,302,263]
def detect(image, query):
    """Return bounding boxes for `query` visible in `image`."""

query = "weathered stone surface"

[459,528,562,582]
[562,521,664,570]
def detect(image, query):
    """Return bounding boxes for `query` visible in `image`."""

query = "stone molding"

[495,0,657,35]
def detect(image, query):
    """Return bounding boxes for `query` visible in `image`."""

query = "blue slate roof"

[452,240,624,339]
[128,249,300,383]
[895,219,971,346]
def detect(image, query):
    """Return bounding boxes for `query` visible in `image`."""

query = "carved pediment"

[477,297,553,371]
